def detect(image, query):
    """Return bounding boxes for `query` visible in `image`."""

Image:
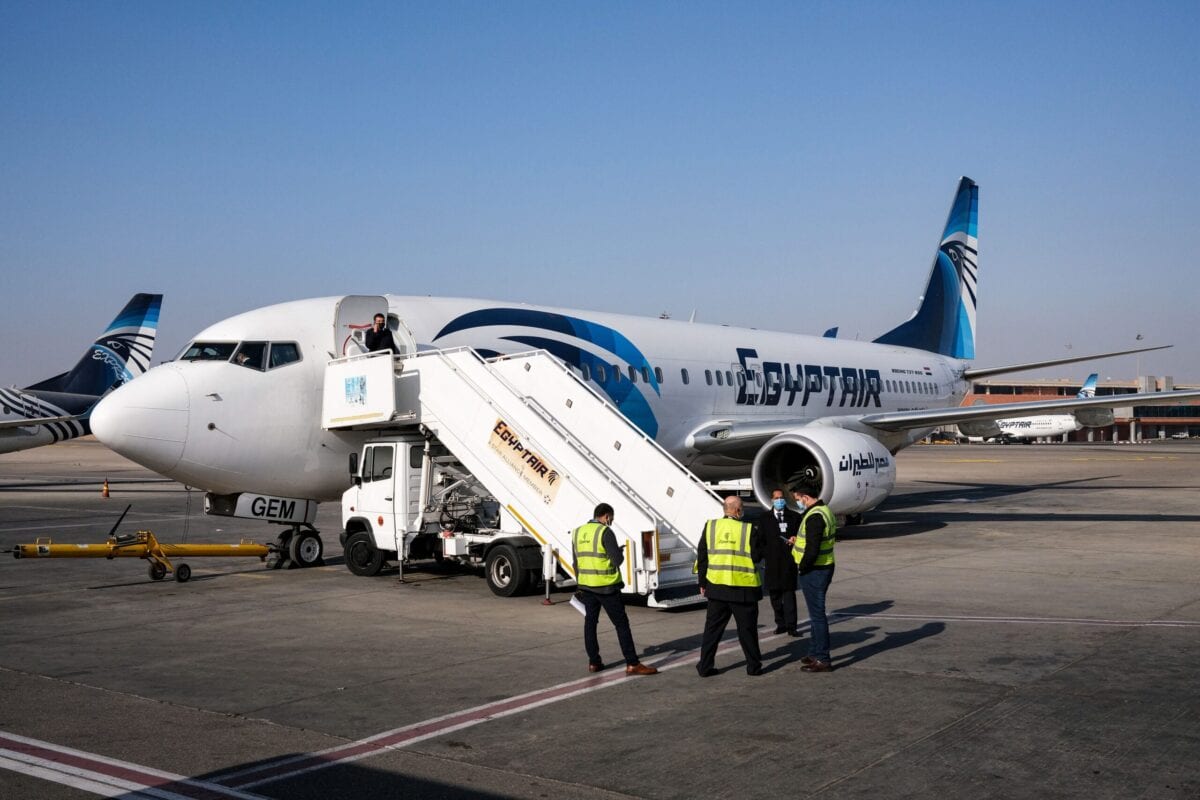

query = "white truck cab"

[340,434,547,596]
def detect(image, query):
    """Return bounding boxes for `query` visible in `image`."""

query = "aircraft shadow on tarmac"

[846,474,1200,540]
[186,758,517,800]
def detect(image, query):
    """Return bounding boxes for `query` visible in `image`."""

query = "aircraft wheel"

[289,530,324,567]
[344,531,385,577]
[174,563,192,583]
[485,544,531,597]
[148,561,167,581]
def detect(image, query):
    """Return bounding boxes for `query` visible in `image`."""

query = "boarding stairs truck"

[322,347,723,607]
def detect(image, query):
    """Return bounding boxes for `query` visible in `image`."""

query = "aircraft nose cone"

[91,365,189,473]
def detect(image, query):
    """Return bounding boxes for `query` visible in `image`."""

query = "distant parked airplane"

[957,374,1108,443]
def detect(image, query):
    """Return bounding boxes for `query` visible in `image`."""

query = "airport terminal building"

[967,376,1200,441]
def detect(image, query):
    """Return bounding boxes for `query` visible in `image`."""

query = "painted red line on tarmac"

[0,731,262,799]
[224,634,757,789]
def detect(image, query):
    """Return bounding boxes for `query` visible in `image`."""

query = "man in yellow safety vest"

[696,495,764,677]
[572,502,659,676]
[791,482,837,672]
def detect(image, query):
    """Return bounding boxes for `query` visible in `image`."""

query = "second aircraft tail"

[26,293,162,396]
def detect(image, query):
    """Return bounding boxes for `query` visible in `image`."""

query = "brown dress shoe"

[800,656,817,666]
[625,663,659,676]
[588,663,605,673]
[800,660,832,673]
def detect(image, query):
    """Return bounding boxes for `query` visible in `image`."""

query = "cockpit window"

[269,342,301,368]
[180,342,237,361]
[232,341,267,370]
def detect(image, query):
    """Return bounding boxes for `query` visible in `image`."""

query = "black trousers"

[697,597,761,674]
[580,590,639,667]
[769,588,797,631]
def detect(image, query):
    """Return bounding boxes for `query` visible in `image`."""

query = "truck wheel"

[289,530,324,567]
[344,531,385,577]
[485,544,531,597]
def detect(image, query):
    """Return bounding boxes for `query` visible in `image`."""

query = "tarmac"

[1,438,1198,799]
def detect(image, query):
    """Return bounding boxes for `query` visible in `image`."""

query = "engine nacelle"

[751,427,896,515]
[957,419,1002,438]
[1073,407,1114,428]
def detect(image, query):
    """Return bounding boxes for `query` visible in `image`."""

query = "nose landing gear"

[270,525,325,569]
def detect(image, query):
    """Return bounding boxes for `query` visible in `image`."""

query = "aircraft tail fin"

[1077,373,1099,399]
[26,294,162,396]
[873,177,979,359]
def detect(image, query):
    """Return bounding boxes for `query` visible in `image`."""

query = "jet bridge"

[322,348,723,606]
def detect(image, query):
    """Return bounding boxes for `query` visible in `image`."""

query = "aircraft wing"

[0,414,77,431]
[858,389,1200,432]
[686,388,1200,455]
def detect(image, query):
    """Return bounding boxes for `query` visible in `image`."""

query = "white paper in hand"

[569,594,587,616]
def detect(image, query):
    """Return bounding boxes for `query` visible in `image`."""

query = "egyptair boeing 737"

[89,179,1197,535]
[1,293,162,455]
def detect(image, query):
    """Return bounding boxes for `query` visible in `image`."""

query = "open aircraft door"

[334,295,416,357]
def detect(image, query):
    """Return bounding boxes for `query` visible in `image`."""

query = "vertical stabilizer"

[1077,373,1098,399]
[874,177,979,359]
[26,294,162,396]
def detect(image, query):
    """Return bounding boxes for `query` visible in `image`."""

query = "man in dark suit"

[756,487,801,636]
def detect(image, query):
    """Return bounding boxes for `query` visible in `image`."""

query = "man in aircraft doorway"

[364,313,400,355]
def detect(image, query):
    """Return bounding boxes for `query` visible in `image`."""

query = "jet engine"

[1073,407,1114,428]
[751,427,896,516]
[956,419,1002,439]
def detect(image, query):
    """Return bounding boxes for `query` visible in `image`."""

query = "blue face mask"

[772,498,786,510]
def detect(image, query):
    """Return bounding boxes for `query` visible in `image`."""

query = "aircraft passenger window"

[268,342,301,369]
[628,366,638,383]
[232,341,267,370]
[736,372,745,387]
[704,370,712,385]
[581,364,591,381]
[180,341,237,361]
[642,367,651,383]
[725,370,733,386]
[595,364,607,382]
[612,364,621,382]
[681,368,690,385]
[715,371,724,386]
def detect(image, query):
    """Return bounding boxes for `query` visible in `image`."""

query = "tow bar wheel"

[148,561,167,581]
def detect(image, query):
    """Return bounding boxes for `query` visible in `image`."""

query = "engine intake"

[751,427,896,516]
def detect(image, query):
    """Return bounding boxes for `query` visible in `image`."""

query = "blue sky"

[2,1,1197,386]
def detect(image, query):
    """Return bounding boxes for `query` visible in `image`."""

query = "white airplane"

[1,293,162,455]
[90,179,1197,541]
[958,373,1110,442]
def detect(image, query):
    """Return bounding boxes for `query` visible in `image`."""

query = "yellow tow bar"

[8,505,272,583]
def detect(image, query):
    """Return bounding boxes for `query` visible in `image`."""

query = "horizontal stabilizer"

[0,414,76,431]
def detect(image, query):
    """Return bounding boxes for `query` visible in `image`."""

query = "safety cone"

[101,479,110,499]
